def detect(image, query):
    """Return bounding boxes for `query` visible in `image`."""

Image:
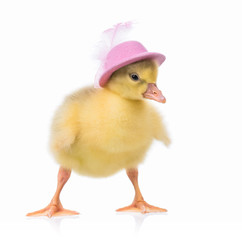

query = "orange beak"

[143,83,166,103]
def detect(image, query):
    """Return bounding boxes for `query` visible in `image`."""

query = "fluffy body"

[50,60,170,177]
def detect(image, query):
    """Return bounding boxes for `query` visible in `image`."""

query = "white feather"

[95,22,134,61]
[93,22,134,88]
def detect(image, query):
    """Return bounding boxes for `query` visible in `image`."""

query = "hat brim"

[99,52,166,87]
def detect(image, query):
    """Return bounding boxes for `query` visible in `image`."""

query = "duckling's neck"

[101,87,144,107]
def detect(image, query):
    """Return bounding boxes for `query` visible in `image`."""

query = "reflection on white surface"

[1,212,241,240]
[51,215,81,233]
[26,215,81,234]
[26,211,169,237]
[116,212,168,232]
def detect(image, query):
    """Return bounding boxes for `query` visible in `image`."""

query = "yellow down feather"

[49,60,170,177]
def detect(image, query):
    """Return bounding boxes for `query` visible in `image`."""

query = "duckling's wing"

[50,97,81,152]
[49,87,98,152]
[151,108,171,147]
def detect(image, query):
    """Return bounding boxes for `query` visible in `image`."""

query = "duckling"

[27,41,170,217]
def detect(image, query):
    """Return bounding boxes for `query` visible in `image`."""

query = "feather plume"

[95,22,133,61]
[94,22,134,88]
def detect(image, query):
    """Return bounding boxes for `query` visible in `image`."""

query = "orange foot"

[116,200,167,214]
[26,202,79,218]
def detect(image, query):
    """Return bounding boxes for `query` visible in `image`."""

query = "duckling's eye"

[129,73,140,81]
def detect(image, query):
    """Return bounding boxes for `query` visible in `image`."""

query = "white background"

[0,0,241,239]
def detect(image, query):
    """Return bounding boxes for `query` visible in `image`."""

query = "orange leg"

[27,167,79,218]
[116,168,167,214]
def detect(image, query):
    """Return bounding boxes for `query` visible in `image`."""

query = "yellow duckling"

[27,40,170,217]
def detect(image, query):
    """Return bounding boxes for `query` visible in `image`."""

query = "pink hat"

[95,41,166,88]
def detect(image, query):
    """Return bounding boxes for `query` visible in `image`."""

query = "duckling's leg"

[116,168,167,214]
[27,167,79,218]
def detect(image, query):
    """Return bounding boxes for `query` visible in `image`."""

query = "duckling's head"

[105,59,166,103]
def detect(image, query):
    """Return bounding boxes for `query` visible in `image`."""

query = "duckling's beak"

[143,83,166,103]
